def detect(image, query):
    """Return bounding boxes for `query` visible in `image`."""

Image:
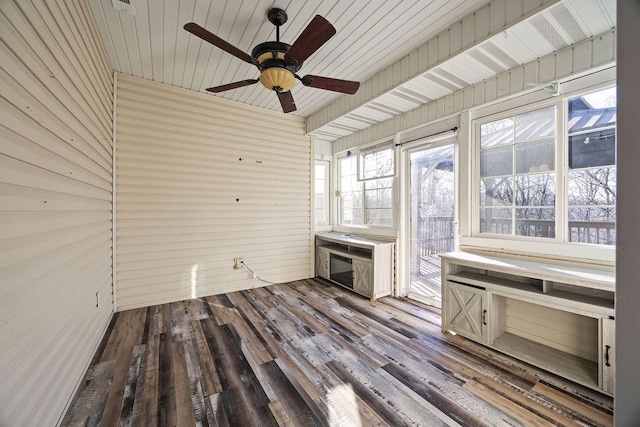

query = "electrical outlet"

[233,258,244,269]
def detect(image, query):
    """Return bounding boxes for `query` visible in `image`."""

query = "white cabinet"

[441,251,615,396]
[353,259,373,296]
[444,282,489,344]
[315,232,393,300]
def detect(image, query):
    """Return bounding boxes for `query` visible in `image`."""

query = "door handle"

[605,345,611,367]
[482,309,487,326]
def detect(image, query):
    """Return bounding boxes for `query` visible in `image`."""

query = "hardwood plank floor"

[63,278,613,426]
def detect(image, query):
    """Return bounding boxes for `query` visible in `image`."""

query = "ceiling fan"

[184,8,360,114]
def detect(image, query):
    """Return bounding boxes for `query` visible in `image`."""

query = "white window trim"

[358,140,395,181]
[471,100,561,239]
[333,139,398,237]
[314,158,331,231]
[461,83,616,264]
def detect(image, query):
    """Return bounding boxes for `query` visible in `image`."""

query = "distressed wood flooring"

[63,278,613,426]
[409,255,443,307]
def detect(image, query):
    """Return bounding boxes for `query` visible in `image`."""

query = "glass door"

[407,143,455,308]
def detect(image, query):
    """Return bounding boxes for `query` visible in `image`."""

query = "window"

[474,87,616,247]
[338,143,394,227]
[359,143,395,180]
[314,160,330,227]
[479,106,556,238]
[338,155,362,225]
[567,87,616,245]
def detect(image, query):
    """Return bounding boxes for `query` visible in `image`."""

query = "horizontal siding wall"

[115,75,311,310]
[0,0,114,425]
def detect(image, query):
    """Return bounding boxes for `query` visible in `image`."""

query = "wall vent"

[112,0,135,15]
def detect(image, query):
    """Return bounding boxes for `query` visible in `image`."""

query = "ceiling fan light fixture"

[252,43,297,93]
[259,67,296,92]
[184,8,360,113]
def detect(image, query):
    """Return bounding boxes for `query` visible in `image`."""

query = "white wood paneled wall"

[306,0,560,133]
[0,1,114,425]
[332,29,616,153]
[115,75,311,311]
[90,0,490,117]
[315,140,333,157]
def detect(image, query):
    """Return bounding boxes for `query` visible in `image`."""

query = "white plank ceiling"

[310,0,616,142]
[90,0,490,117]
[91,0,615,143]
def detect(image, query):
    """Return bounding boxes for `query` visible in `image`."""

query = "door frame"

[397,133,459,300]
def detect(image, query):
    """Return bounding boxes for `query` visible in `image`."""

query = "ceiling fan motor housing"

[252,41,299,93]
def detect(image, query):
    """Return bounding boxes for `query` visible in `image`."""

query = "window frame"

[358,141,395,181]
[464,84,616,263]
[475,103,560,241]
[335,140,397,233]
[564,87,617,246]
[314,159,331,228]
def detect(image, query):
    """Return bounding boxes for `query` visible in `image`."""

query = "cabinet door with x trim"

[352,259,373,298]
[444,281,489,344]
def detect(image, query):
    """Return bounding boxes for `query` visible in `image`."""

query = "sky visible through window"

[583,87,616,108]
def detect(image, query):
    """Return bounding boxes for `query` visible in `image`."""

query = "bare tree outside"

[338,145,394,227]
[479,106,556,237]
[567,87,616,244]
[362,146,394,226]
[478,88,616,245]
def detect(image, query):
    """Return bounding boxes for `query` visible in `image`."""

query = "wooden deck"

[63,278,613,426]
[409,254,442,307]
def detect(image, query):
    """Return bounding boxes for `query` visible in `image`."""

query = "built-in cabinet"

[441,251,615,395]
[445,282,489,344]
[316,247,329,279]
[315,233,394,300]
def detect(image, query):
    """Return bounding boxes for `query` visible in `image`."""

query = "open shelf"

[319,243,371,260]
[493,332,598,389]
[441,251,615,292]
[448,271,542,293]
[447,271,614,316]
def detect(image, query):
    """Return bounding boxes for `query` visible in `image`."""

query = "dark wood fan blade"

[301,75,360,94]
[206,79,259,93]
[184,22,258,66]
[284,15,336,66]
[277,91,297,113]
